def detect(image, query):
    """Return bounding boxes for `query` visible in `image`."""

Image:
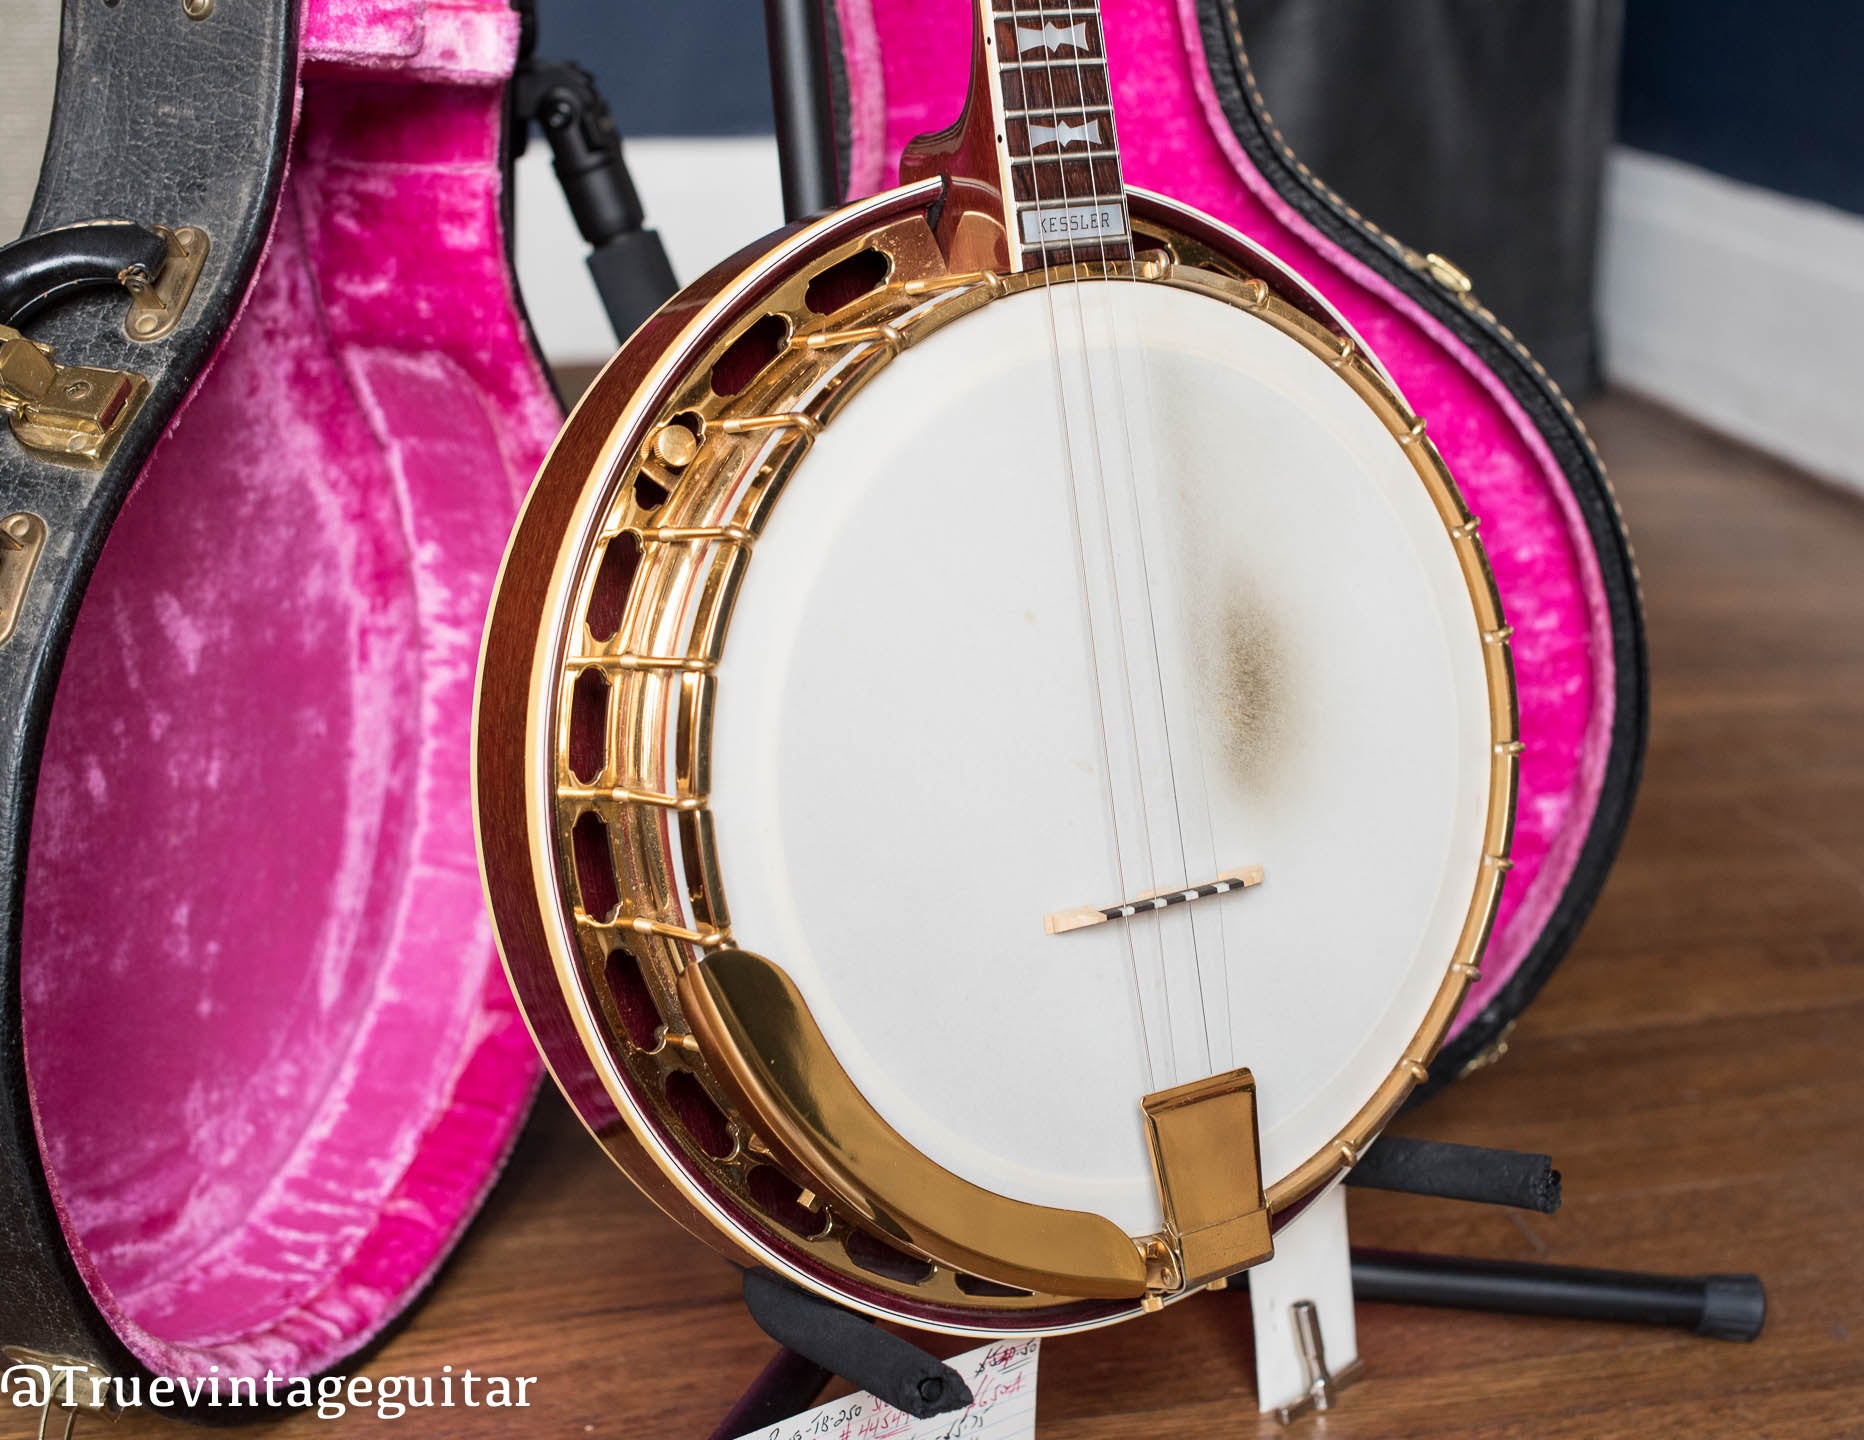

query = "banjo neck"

[902,0,1133,274]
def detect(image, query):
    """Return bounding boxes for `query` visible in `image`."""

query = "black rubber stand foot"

[1346,1137,1562,1213]
[1696,1273,1769,1342]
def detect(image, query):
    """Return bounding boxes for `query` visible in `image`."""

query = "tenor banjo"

[476,0,1516,1333]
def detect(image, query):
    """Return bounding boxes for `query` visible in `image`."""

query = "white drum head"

[709,278,1492,1237]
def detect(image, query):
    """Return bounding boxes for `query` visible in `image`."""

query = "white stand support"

[1248,1183,1362,1420]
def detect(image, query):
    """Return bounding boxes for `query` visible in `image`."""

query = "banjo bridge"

[1044,865,1264,935]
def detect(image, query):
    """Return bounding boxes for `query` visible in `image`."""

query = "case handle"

[0,220,169,327]
[0,221,169,464]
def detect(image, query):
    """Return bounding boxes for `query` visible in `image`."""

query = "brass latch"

[0,512,47,646]
[0,325,146,463]
[123,225,209,343]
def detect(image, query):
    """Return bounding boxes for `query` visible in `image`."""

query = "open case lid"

[824,0,1648,1089]
[2,0,557,1416]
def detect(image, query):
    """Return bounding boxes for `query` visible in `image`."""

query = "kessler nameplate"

[1018,199,1131,247]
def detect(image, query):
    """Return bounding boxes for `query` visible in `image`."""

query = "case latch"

[0,325,146,462]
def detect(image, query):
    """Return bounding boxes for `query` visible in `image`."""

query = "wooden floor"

[109,393,1864,1438]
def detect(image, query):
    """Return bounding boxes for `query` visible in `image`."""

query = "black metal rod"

[763,0,840,220]
[707,1348,833,1440]
[1345,1137,1562,1213]
[1351,1249,1767,1341]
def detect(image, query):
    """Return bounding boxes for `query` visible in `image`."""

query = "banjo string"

[1014,0,1160,1090]
[1060,5,1220,1081]
[1033,0,1184,1087]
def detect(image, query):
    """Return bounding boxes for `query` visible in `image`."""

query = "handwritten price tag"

[734,1339,1040,1440]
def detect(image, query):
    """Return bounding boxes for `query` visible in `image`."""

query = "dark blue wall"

[533,1,774,136]
[536,1,1864,220]
[1620,0,1864,215]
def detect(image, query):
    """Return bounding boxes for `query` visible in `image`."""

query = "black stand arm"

[708,1271,969,1438]
[1347,1136,1562,1213]
[763,0,841,221]
[1350,1249,1766,1341]
[730,1270,971,1425]
[511,56,679,343]
[707,1348,836,1440]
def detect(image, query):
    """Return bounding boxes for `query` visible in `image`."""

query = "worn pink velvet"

[836,0,1615,1037]
[20,0,556,1381]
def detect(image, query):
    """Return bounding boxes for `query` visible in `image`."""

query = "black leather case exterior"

[0,0,296,1394]
[1197,0,1648,1092]
[1221,0,1622,394]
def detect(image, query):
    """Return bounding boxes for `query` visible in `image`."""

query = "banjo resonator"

[475,0,1517,1334]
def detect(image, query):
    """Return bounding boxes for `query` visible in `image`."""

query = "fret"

[1010,156,1122,203]
[1000,66,1111,112]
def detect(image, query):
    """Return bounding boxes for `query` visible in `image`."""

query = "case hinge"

[0,512,47,646]
[122,225,210,343]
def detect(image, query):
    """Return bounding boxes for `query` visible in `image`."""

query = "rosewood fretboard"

[988,0,1133,271]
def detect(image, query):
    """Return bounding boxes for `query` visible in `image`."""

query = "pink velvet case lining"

[835,0,1617,1040]
[19,0,555,1382]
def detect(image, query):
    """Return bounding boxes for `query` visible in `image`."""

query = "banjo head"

[475,186,1517,1333]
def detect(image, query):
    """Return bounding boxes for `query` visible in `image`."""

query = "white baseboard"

[514,136,783,367]
[1599,147,1864,495]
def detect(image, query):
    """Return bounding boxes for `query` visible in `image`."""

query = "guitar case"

[827,0,1647,1089]
[1,0,556,1417]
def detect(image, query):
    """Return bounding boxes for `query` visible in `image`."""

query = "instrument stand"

[703,1139,1766,1437]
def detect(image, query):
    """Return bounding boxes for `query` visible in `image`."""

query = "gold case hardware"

[1456,1018,1516,1079]
[123,226,210,343]
[1273,1300,1365,1424]
[0,326,146,463]
[0,512,47,646]
[679,948,1152,1298]
[1410,248,1475,299]
[1142,1069,1274,1290]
